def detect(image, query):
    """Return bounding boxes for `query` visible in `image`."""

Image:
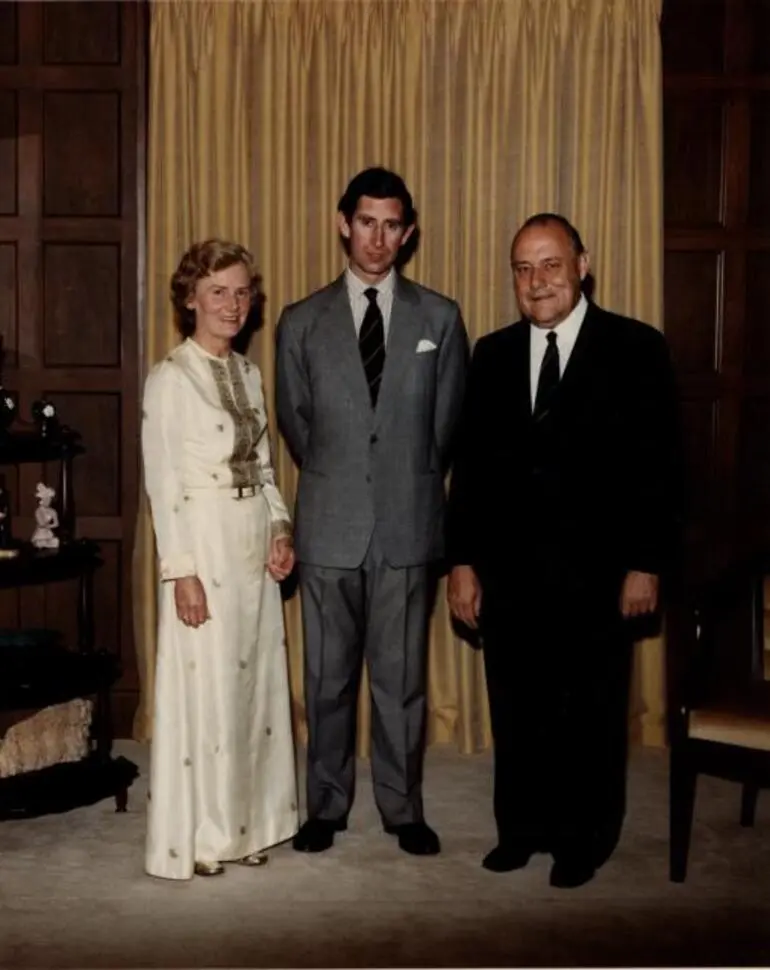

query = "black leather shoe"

[292,817,347,853]
[384,821,440,856]
[482,843,533,873]
[549,856,596,889]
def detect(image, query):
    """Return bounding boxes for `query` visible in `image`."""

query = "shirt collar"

[530,293,588,344]
[345,266,396,301]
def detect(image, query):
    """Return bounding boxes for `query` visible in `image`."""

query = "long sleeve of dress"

[142,362,197,581]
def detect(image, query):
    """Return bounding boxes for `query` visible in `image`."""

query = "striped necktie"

[359,287,386,407]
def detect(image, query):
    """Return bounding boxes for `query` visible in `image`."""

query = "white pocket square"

[416,339,437,353]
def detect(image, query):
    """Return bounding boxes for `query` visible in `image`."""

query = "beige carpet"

[0,740,768,968]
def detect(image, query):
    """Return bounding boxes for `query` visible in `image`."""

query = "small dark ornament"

[31,399,59,438]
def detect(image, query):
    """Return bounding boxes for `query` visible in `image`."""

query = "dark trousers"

[480,568,633,865]
[299,531,435,827]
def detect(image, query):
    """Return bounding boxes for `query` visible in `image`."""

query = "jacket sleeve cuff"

[270,520,293,541]
[159,553,197,581]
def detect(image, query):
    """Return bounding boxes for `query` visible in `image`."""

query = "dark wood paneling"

[45,392,121,518]
[744,250,770,377]
[661,0,726,75]
[43,243,120,366]
[738,396,770,544]
[43,1,120,66]
[664,0,770,589]
[43,91,121,217]
[664,95,725,228]
[664,250,722,374]
[0,2,17,65]
[0,91,17,216]
[748,0,770,73]
[0,2,144,737]
[0,243,17,364]
[749,95,770,227]
[93,539,121,658]
[680,399,718,527]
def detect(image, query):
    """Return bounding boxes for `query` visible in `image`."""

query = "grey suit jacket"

[276,273,468,569]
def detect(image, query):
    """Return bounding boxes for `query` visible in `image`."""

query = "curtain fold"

[137,0,665,749]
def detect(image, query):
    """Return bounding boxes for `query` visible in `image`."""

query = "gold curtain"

[137,0,666,749]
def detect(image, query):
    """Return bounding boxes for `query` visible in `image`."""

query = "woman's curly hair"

[170,239,261,338]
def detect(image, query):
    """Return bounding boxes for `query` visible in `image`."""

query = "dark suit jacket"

[446,303,683,597]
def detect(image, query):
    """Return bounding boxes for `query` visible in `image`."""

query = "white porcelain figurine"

[31,482,60,550]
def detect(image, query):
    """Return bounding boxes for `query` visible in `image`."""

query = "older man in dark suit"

[276,168,468,856]
[447,213,682,888]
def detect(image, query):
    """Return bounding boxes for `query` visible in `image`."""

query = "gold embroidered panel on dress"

[207,357,266,488]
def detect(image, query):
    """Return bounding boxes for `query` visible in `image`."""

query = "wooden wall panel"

[0,91,17,215]
[43,92,121,217]
[661,0,725,74]
[664,96,725,228]
[0,2,18,65]
[744,251,770,377]
[748,96,770,227]
[664,251,722,374]
[43,243,120,366]
[738,397,770,544]
[42,1,120,66]
[680,400,718,524]
[663,0,770,587]
[0,244,17,362]
[45,392,121,518]
[0,2,144,736]
[92,540,123,664]
[748,0,770,73]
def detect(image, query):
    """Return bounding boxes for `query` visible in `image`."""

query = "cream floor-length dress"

[141,337,298,880]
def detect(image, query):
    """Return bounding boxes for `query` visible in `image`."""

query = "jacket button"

[370,434,378,444]
[366,475,372,483]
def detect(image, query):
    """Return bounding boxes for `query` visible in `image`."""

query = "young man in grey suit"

[276,167,468,856]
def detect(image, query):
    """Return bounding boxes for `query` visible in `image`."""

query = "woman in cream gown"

[142,240,298,880]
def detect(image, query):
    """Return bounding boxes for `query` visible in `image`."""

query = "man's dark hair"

[337,167,417,227]
[513,212,586,257]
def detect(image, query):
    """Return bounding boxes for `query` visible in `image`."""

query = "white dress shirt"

[345,267,396,343]
[529,294,588,410]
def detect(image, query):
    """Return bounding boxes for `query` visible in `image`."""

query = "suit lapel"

[510,322,533,426]
[554,302,603,407]
[374,276,420,430]
[318,275,372,414]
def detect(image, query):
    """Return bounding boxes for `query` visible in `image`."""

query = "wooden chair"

[669,551,770,882]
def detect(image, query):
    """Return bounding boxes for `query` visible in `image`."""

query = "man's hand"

[620,571,659,618]
[174,576,210,628]
[448,565,482,630]
[267,536,295,582]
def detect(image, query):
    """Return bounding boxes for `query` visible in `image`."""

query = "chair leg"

[115,787,128,813]
[670,748,697,883]
[740,783,759,828]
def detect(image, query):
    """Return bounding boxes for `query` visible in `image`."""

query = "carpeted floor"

[0,740,768,968]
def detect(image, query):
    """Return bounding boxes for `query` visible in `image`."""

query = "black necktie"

[359,287,385,407]
[534,330,559,416]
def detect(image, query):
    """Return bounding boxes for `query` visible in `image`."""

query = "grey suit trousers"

[299,530,433,827]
